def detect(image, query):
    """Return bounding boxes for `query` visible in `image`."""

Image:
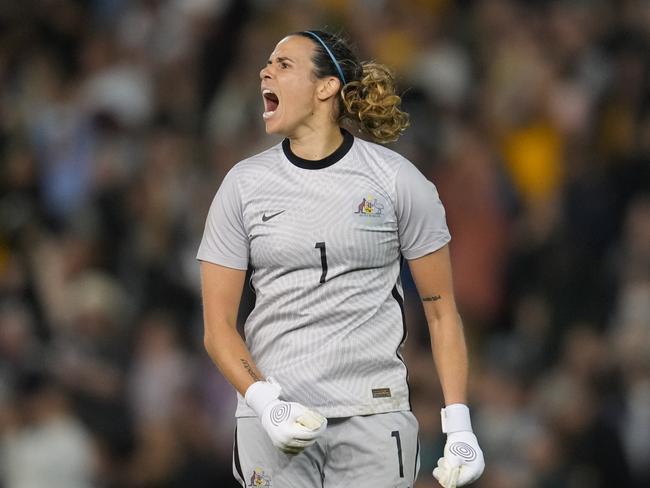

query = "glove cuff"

[245,378,281,418]
[441,403,473,434]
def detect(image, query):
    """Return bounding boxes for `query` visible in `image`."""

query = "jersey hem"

[234,401,412,419]
[401,235,451,260]
[196,250,248,270]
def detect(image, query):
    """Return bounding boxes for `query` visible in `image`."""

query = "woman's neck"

[288,125,344,161]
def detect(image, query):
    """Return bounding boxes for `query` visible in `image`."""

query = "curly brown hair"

[296,31,409,144]
[341,62,410,144]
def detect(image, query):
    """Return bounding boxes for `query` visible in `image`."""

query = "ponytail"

[340,62,410,144]
[296,30,410,144]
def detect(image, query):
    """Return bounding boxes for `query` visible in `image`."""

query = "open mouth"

[262,89,279,119]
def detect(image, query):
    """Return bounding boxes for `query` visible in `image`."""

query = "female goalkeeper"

[198,29,485,488]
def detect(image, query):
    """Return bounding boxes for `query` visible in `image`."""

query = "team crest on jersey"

[354,195,384,217]
[248,467,272,487]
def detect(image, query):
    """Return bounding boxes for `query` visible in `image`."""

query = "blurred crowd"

[0,0,648,487]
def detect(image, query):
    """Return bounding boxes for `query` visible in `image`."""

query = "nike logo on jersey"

[262,210,285,222]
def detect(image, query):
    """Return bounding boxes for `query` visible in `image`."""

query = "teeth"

[262,88,278,121]
[262,88,277,120]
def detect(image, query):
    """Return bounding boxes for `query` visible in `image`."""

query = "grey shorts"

[233,410,420,488]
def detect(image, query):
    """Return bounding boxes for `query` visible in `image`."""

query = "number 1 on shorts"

[391,430,404,478]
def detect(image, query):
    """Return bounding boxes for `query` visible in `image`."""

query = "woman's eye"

[280,62,289,69]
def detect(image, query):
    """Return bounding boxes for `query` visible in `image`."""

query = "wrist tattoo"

[240,359,261,382]
[422,295,442,302]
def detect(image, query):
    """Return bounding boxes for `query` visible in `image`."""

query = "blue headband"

[304,31,347,85]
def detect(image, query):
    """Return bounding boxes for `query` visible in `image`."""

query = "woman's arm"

[201,260,328,453]
[200,261,263,396]
[407,244,467,405]
[408,244,484,487]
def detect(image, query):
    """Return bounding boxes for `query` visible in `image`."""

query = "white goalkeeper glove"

[245,378,327,454]
[433,404,485,488]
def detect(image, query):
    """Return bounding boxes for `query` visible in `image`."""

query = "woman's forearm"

[204,323,264,396]
[407,247,469,406]
[427,311,468,406]
[200,262,261,397]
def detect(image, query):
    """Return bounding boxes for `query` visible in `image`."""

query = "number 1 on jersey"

[315,242,328,283]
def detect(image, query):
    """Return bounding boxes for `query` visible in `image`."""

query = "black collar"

[282,130,354,170]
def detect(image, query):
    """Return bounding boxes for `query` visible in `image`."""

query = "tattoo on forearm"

[422,295,442,302]
[240,359,261,382]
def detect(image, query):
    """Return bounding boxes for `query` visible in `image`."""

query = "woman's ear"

[316,77,341,101]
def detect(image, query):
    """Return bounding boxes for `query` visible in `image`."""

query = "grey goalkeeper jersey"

[197,131,450,418]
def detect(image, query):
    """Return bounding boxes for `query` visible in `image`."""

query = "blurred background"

[0,0,649,487]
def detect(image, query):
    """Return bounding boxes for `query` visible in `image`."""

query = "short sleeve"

[395,159,451,260]
[196,168,249,270]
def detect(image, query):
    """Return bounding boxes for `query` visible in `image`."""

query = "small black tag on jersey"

[372,388,392,398]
